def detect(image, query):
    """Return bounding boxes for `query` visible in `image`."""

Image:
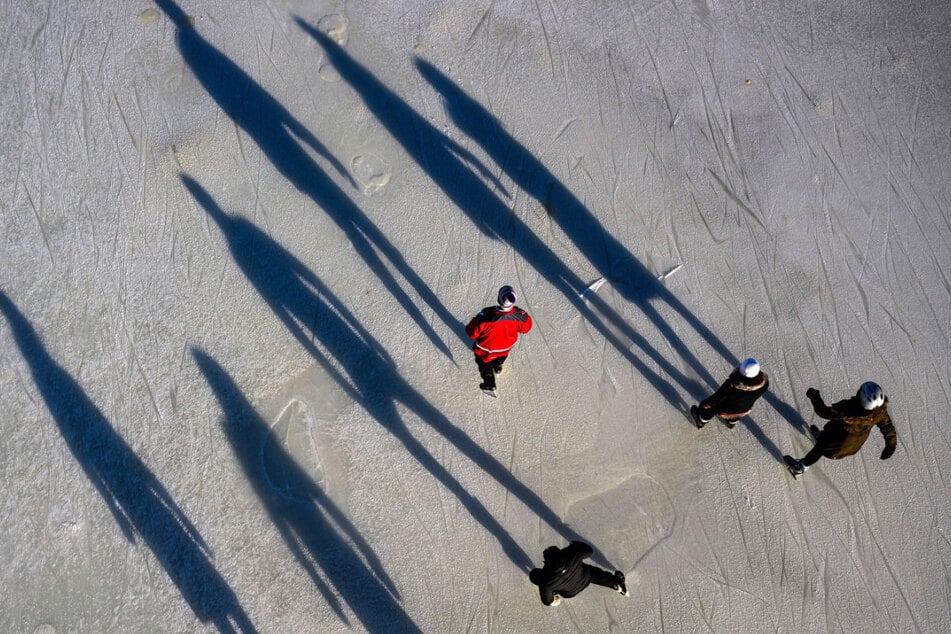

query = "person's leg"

[491,355,507,375]
[719,413,741,429]
[692,404,713,427]
[476,357,496,389]
[695,397,715,425]
[585,565,620,589]
[801,444,824,467]
[802,422,845,466]
[786,442,823,476]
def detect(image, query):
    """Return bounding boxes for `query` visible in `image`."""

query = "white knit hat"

[739,358,760,378]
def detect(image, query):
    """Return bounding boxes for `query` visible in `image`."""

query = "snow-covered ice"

[2,0,949,631]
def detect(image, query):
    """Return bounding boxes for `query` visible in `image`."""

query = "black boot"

[614,571,629,596]
[690,406,706,429]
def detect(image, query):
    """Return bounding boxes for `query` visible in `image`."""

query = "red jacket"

[465,306,532,362]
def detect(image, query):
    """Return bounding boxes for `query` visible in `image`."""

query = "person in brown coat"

[691,357,769,429]
[784,381,897,476]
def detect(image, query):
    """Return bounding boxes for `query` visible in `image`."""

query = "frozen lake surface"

[2,0,949,631]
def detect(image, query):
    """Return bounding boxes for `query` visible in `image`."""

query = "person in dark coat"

[784,381,897,476]
[691,357,769,429]
[529,541,628,606]
[465,285,532,396]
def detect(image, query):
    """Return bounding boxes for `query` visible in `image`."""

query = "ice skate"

[614,571,629,597]
[690,406,706,429]
[721,417,739,429]
[479,383,498,398]
[783,455,807,478]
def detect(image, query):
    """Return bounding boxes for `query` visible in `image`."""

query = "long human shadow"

[299,23,806,452]
[183,174,610,569]
[151,0,464,362]
[192,350,420,632]
[417,59,729,376]
[296,20,692,412]
[414,60,809,443]
[0,291,255,634]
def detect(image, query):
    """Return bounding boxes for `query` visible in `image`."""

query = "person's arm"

[566,541,594,560]
[538,583,555,605]
[465,313,483,339]
[700,381,731,410]
[878,411,898,459]
[806,388,836,419]
[518,310,533,334]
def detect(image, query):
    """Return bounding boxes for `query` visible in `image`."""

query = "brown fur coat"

[809,391,897,459]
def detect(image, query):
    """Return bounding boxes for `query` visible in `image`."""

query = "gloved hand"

[881,445,896,460]
[806,387,820,400]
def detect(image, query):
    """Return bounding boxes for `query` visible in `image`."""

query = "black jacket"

[529,541,593,605]
[700,371,769,418]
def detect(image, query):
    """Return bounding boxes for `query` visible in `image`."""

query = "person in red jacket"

[465,285,532,396]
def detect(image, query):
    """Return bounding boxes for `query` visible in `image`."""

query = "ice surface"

[1,0,949,631]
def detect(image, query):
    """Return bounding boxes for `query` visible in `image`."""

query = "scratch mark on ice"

[112,93,138,150]
[657,264,682,281]
[24,182,55,266]
[707,168,768,233]
[553,117,578,142]
[531,0,556,79]
[466,0,496,48]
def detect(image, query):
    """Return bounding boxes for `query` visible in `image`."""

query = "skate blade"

[783,456,803,478]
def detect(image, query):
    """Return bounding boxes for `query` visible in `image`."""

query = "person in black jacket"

[691,357,769,429]
[529,541,628,606]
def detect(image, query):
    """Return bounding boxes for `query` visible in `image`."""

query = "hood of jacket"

[729,370,768,392]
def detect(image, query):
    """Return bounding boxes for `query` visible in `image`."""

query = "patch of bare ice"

[351,153,391,197]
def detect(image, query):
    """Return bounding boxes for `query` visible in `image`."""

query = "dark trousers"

[802,445,824,467]
[802,421,847,466]
[475,355,506,389]
[696,400,744,424]
[585,565,619,590]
